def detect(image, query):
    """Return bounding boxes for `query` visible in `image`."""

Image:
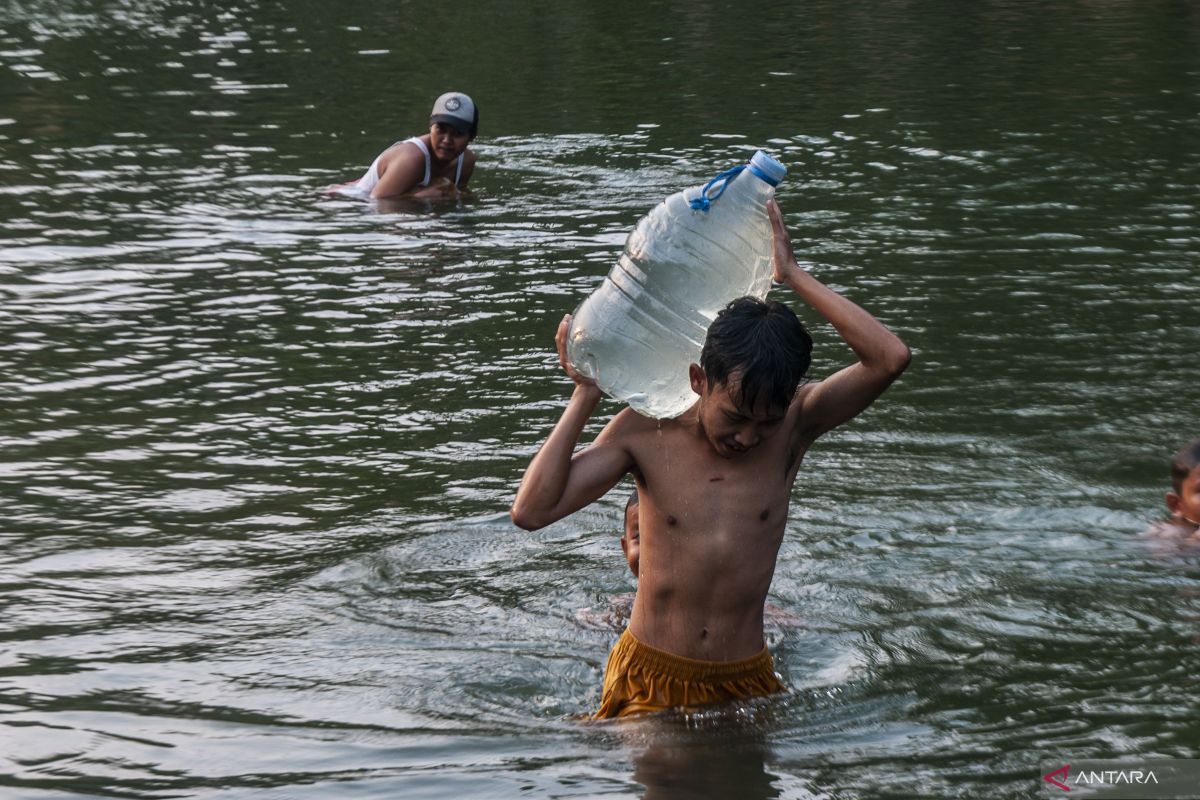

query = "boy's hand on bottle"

[768,200,804,284]
[556,314,600,391]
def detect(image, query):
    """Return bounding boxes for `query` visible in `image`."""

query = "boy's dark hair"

[1171,437,1200,492]
[700,297,812,411]
[625,487,639,513]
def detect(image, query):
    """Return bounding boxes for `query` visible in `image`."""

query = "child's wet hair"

[700,297,812,411]
[1171,437,1200,492]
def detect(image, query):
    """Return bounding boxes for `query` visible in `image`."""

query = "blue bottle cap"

[749,150,786,186]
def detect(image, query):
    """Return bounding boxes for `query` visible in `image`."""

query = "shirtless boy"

[1165,437,1200,534]
[512,202,911,718]
[1145,437,1200,543]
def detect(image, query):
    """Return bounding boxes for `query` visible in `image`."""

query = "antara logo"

[1044,763,1161,791]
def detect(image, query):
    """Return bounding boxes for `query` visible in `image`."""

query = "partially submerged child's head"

[620,487,640,578]
[430,91,479,139]
[698,297,812,413]
[1167,437,1200,527]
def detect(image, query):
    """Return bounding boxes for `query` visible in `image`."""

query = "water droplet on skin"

[656,419,669,472]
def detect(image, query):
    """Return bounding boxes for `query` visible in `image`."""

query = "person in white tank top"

[334,92,478,200]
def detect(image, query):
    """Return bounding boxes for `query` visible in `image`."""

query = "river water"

[2,2,1198,798]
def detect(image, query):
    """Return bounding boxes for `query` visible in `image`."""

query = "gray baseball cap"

[430,92,478,135]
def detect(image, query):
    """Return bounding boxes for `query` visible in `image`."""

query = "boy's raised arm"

[768,201,911,438]
[511,315,634,531]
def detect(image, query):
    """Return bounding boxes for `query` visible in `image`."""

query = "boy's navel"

[759,509,769,521]
[666,515,678,526]
[709,475,724,482]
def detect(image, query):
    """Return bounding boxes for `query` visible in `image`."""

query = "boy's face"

[689,365,787,459]
[620,501,640,577]
[429,122,472,162]
[1167,466,1200,526]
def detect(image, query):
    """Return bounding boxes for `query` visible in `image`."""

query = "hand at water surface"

[408,177,460,199]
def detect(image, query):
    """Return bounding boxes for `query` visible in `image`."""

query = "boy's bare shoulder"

[599,407,688,451]
[607,407,669,432]
[1141,520,1200,541]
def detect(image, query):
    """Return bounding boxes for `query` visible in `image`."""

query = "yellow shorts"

[594,628,785,719]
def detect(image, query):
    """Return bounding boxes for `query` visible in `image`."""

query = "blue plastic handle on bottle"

[689,167,745,212]
[689,152,784,213]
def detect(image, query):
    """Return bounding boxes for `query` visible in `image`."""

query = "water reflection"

[629,723,782,800]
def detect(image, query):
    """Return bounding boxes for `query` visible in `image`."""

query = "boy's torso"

[612,405,809,661]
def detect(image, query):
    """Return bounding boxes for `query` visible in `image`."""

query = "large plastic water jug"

[566,150,787,419]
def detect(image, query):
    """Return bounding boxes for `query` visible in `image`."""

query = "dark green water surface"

[2,2,1199,798]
